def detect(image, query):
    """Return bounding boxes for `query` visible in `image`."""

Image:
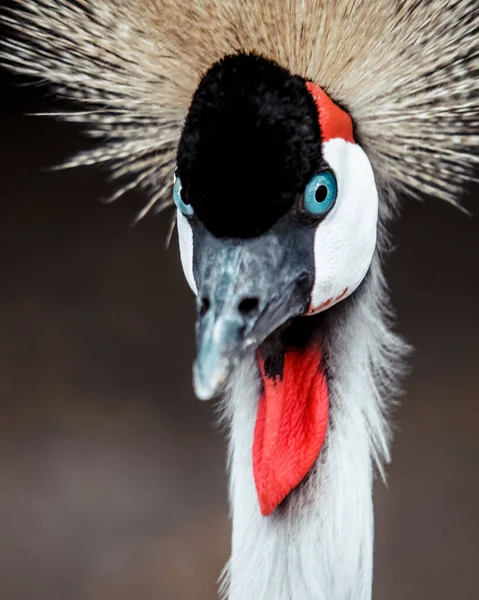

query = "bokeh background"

[0,59,478,600]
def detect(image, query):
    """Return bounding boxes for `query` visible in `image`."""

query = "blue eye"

[303,171,337,217]
[173,176,194,216]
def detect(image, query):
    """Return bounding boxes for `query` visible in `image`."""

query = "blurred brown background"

[0,65,478,600]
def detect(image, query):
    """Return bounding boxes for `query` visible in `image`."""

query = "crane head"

[175,53,378,401]
[175,54,379,513]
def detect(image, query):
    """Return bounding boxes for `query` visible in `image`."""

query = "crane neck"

[220,254,406,600]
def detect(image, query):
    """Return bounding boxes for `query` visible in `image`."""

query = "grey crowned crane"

[1,1,478,599]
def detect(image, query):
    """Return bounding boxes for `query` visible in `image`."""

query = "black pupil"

[315,184,328,203]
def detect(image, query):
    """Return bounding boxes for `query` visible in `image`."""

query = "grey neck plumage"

[220,253,407,600]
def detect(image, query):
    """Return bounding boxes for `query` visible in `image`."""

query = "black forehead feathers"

[177,53,322,238]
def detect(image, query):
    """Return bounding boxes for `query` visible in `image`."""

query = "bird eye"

[303,171,337,217]
[173,176,194,216]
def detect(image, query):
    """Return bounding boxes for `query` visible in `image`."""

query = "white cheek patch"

[309,138,378,314]
[176,209,198,295]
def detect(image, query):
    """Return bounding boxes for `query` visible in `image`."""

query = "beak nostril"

[200,296,211,317]
[238,297,260,318]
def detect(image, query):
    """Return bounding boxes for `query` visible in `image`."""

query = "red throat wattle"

[253,346,329,516]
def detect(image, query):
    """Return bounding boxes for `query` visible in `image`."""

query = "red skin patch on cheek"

[306,82,355,144]
[318,297,334,311]
[309,287,349,315]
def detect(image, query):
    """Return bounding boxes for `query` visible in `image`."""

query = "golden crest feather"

[1,0,478,216]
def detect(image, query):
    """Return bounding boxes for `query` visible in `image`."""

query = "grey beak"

[192,231,312,400]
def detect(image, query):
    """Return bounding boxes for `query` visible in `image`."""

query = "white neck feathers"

[220,255,408,600]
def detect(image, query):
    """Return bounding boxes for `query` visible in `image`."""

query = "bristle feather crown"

[1,0,477,217]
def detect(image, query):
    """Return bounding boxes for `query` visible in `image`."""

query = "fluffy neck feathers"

[220,253,407,600]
